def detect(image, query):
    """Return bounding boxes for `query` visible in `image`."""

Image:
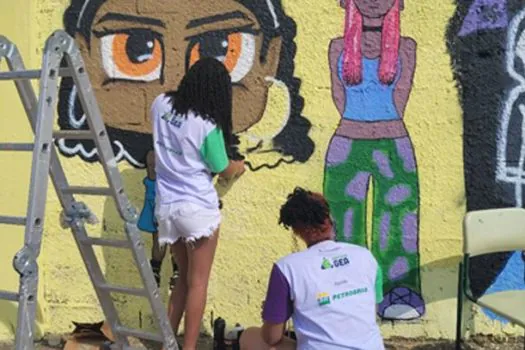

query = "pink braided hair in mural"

[342,0,400,85]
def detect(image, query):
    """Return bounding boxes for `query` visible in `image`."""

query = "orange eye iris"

[189,32,243,73]
[112,33,162,78]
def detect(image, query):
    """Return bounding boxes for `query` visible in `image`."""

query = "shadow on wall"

[101,168,210,344]
[0,301,17,337]
[0,300,44,341]
[446,0,525,322]
[101,168,168,334]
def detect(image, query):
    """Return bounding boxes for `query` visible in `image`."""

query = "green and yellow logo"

[321,258,333,270]
[316,292,331,306]
[321,255,350,270]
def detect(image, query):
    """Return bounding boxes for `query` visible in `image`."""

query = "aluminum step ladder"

[0,30,177,350]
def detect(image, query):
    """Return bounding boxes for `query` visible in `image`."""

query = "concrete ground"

[1,335,524,349]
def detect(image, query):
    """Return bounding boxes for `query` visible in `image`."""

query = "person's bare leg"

[152,232,167,261]
[183,230,219,349]
[240,328,296,350]
[168,241,188,335]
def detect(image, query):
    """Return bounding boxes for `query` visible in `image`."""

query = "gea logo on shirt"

[321,255,350,270]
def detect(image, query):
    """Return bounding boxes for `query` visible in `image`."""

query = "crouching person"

[240,187,385,350]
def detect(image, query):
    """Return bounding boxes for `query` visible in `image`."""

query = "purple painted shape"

[389,257,409,281]
[458,0,508,37]
[326,136,352,167]
[402,213,418,253]
[373,150,394,179]
[385,184,411,206]
[343,209,354,240]
[346,172,370,201]
[395,137,416,173]
[380,212,391,251]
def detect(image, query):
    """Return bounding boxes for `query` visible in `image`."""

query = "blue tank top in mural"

[337,55,401,121]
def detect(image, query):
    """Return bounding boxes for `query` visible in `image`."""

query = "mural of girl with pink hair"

[323,0,424,320]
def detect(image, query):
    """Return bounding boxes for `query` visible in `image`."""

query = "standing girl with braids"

[153,58,245,349]
[323,0,424,320]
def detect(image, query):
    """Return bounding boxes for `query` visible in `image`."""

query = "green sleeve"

[200,127,229,173]
[375,264,384,304]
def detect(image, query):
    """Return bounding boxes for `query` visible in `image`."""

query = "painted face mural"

[323,0,424,320]
[447,0,525,322]
[57,0,313,171]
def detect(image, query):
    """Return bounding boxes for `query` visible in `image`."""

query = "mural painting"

[323,0,424,320]
[55,0,314,289]
[58,0,314,169]
[447,0,525,322]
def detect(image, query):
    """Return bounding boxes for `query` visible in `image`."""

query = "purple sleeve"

[262,264,293,324]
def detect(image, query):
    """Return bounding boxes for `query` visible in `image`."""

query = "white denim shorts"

[155,201,221,246]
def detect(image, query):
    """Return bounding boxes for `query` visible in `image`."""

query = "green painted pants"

[323,136,421,295]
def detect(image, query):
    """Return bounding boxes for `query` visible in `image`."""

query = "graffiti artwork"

[57,0,314,190]
[447,0,525,322]
[323,0,424,320]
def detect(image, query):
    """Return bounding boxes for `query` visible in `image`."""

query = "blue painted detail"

[137,177,158,234]
[337,55,401,122]
[482,251,525,322]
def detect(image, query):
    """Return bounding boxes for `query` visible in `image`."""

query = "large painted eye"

[99,29,163,82]
[187,32,255,83]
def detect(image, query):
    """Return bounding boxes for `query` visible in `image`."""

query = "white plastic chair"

[456,208,525,349]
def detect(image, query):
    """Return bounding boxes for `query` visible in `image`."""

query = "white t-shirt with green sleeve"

[151,94,229,209]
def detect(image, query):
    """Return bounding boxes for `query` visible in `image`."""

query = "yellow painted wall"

[0,0,521,343]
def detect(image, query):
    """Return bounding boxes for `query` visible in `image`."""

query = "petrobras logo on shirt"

[316,287,369,307]
[316,292,331,306]
[321,255,350,270]
[332,287,368,301]
[161,112,184,128]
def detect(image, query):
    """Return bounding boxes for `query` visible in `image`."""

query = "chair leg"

[455,263,464,350]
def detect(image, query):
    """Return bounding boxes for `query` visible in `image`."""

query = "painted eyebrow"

[186,11,251,29]
[97,13,166,28]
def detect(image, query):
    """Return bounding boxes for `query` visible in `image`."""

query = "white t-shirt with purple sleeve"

[262,240,384,350]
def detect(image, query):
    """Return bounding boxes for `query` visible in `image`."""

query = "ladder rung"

[97,284,147,297]
[0,143,34,151]
[0,215,26,226]
[53,130,93,140]
[0,290,19,302]
[114,326,163,342]
[61,186,112,196]
[82,237,130,249]
[0,68,72,80]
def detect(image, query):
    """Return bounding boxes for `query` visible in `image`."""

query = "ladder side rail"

[40,32,132,347]
[59,34,133,222]
[56,30,177,349]
[0,35,42,350]
[125,223,178,350]
[63,219,131,346]
[0,34,128,349]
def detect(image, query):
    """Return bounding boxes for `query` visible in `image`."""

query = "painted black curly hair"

[57,0,314,170]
